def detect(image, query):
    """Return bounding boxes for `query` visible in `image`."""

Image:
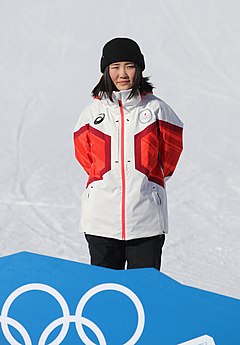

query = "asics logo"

[94,113,105,124]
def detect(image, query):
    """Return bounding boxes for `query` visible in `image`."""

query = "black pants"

[85,234,165,270]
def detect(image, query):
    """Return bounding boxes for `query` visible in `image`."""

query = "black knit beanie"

[100,37,145,73]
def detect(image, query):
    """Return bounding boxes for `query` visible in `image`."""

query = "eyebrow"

[111,62,135,66]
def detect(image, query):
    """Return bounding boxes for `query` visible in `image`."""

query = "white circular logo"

[139,109,152,123]
[0,282,145,345]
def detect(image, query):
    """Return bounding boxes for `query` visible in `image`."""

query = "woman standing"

[74,37,183,270]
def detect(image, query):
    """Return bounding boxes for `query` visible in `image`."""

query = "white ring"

[1,283,70,345]
[75,283,145,345]
[39,315,106,345]
[0,282,145,344]
[0,316,32,345]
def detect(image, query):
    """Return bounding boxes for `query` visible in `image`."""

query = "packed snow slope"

[0,0,240,298]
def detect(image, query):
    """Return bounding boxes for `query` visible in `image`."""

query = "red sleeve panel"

[74,124,92,175]
[158,120,183,179]
[74,124,111,187]
[135,122,164,187]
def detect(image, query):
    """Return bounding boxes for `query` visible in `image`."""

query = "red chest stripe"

[119,100,126,240]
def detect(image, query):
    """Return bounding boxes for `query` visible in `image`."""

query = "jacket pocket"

[152,190,166,231]
[80,186,93,231]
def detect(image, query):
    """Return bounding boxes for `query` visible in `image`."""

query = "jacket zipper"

[119,100,126,240]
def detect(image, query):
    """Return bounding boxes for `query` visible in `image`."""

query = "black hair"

[91,64,154,102]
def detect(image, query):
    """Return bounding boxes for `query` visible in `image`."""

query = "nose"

[119,66,128,78]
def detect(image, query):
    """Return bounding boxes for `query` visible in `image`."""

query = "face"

[109,61,136,90]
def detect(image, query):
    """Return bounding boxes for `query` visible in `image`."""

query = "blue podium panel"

[0,252,239,345]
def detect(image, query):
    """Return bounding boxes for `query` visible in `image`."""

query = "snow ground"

[0,0,240,299]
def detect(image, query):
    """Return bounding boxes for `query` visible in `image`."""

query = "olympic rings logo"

[0,283,145,345]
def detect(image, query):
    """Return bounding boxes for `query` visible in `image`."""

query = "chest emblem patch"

[94,113,105,125]
[138,109,153,123]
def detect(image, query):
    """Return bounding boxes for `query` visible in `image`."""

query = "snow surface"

[0,0,240,299]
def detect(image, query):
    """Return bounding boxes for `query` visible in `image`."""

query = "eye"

[127,65,135,69]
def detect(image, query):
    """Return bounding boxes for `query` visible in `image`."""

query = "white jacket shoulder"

[159,99,183,127]
[74,99,100,132]
[141,94,183,127]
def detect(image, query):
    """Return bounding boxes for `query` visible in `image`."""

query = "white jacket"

[74,89,183,240]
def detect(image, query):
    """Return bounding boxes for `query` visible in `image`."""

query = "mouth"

[118,80,130,84]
